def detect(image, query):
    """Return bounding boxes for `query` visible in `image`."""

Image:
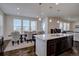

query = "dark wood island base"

[47,36,73,56]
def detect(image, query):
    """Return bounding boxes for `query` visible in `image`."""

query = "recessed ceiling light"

[49,19,52,22]
[57,20,60,23]
[17,8,20,10]
[56,3,59,5]
[36,16,39,18]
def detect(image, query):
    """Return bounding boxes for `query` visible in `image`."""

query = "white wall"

[0,9,5,36]
[70,22,79,32]
[4,15,14,40]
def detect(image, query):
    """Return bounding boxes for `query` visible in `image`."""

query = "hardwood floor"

[4,46,36,56]
[3,41,79,56]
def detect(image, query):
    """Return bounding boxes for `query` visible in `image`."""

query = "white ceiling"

[0,3,79,21]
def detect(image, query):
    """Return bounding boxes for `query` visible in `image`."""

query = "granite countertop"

[34,33,73,40]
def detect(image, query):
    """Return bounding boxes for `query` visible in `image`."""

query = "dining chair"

[23,31,28,42]
[24,32,32,43]
[20,34,23,43]
[11,31,20,45]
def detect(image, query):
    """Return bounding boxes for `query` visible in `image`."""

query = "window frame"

[13,18,22,32]
[59,21,70,31]
[30,20,37,32]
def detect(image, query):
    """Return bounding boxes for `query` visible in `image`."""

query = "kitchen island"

[34,33,73,56]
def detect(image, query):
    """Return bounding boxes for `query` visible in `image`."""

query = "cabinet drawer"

[47,40,55,46]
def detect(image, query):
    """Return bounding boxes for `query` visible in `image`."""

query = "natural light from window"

[13,19,21,32]
[13,18,37,33]
[59,21,70,31]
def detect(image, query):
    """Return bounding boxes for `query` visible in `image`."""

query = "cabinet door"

[55,37,68,55]
[67,36,73,48]
[61,37,67,50]
[47,40,55,56]
[55,38,62,54]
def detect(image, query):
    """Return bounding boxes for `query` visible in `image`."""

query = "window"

[63,22,70,31]
[63,23,67,31]
[31,21,37,31]
[13,19,21,32]
[13,18,37,33]
[0,15,3,36]
[59,21,70,31]
[23,20,30,31]
[59,22,63,31]
[42,22,45,31]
